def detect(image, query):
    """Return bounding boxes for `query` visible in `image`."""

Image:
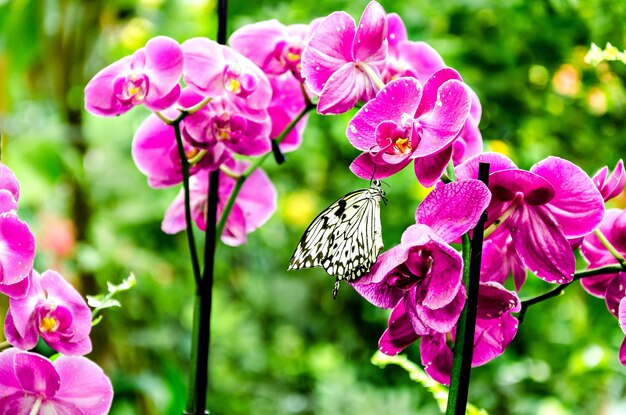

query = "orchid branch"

[594,229,626,269]
[0,341,9,351]
[518,264,625,323]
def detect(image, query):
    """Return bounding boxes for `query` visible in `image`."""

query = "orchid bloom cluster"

[82,0,626,392]
[0,164,113,413]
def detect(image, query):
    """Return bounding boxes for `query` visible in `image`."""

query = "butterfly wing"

[288,186,384,284]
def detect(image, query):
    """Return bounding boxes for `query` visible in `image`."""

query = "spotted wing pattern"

[288,182,385,297]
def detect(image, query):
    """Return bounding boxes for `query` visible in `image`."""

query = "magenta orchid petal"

[386,13,408,47]
[413,145,453,187]
[0,212,35,292]
[620,297,626,334]
[0,164,19,203]
[317,63,367,114]
[481,232,527,290]
[0,349,21,397]
[401,229,463,308]
[347,77,422,151]
[14,351,60,396]
[0,350,113,414]
[301,11,356,94]
[594,160,625,202]
[473,312,519,367]
[85,36,182,116]
[455,152,518,181]
[353,1,388,65]
[614,337,626,370]
[350,151,412,180]
[395,41,446,83]
[415,68,462,117]
[301,2,387,114]
[476,281,521,319]
[412,80,471,157]
[162,163,276,245]
[53,356,114,413]
[415,180,491,243]
[378,301,422,355]
[508,204,575,284]
[351,244,410,308]
[0,189,18,214]
[142,36,184,110]
[531,156,604,238]
[131,111,185,188]
[182,38,272,110]
[229,20,288,74]
[413,284,466,333]
[605,273,626,318]
[580,273,615,298]
[84,58,134,116]
[4,310,39,350]
[420,332,453,385]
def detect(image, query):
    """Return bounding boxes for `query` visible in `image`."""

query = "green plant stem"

[0,341,10,351]
[595,229,626,268]
[518,264,625,323]
[446,162,490,415]
[216,102,315,237]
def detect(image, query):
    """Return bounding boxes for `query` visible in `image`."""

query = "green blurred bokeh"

[1,0,626,413]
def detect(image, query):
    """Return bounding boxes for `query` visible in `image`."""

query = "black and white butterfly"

[288,180,386,298]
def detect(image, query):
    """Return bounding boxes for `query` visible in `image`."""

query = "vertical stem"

[188,1,228,414]
[446,162,490,415]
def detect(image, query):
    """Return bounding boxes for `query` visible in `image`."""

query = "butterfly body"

[288,181,385,297]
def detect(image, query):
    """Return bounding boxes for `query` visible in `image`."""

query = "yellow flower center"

[394,137,411,153]
[40,317,58,333]
[225,79,241,94]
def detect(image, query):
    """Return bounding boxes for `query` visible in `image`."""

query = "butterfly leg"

[332,278,341,299]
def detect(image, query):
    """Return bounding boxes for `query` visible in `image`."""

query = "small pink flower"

[85,36,183,116]
[0,348,113,414]
[162,161,277,246]
[5,270,92,356]
[267,74,310,153]
[592,159,625,202]
[301,1,388,114]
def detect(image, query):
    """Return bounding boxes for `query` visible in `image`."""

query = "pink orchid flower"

[85,36,183,116]
[4,270,92,356]
[457,152,604,285]
[301,1,388,114]
[0,212,35,300]
[352,180,491,335]
[592,159,625,202]
[348,72,470,184]
[0,349,112,414]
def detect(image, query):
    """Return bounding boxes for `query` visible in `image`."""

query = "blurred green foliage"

[2,0,626,414]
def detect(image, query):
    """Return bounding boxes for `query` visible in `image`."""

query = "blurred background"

[2,0,626,413]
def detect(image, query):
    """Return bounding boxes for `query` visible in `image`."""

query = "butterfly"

[288,180,386,298]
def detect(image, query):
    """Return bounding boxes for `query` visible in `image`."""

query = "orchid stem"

[186,1,227,414]
[518,264,625,323]
[0,341,10,351]
[446,162,490,415]
[594,229,626,270]
[172,121,202,287]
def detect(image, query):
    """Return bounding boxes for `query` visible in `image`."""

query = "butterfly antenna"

[332,278,340,299]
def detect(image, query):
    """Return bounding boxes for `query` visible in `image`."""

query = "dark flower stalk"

[445,162,490,415]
